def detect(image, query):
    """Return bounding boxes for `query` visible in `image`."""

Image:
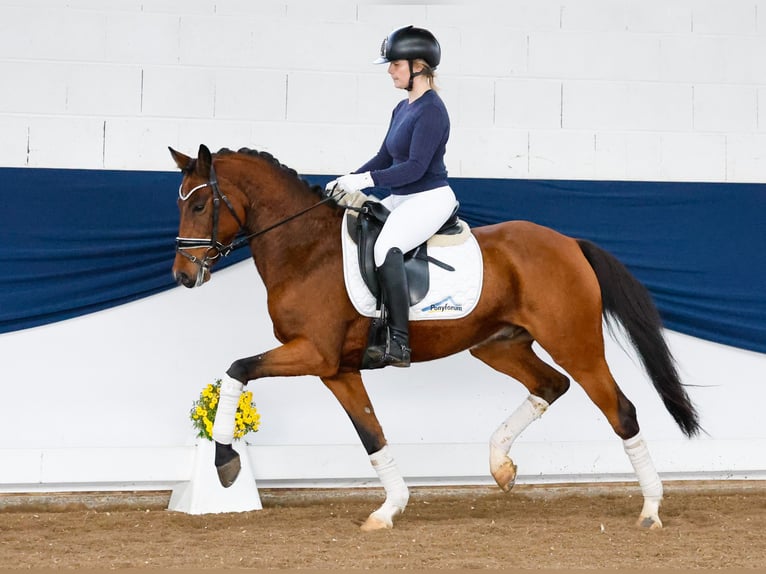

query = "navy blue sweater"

[357,89,450,195]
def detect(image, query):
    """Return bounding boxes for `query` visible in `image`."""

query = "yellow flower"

[190,378,261,441]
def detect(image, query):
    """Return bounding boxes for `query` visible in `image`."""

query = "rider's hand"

[337,172,373,193]
[324,178,339,195]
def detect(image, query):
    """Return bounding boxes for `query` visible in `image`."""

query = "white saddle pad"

[340,212,484,321]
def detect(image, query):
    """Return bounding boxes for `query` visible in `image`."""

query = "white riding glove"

[337,172,374,194]
[325,178,339,194]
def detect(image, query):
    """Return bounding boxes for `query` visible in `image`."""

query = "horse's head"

[169,144,246,288]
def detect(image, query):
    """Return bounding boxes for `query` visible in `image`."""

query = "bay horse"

[169,144,700,531]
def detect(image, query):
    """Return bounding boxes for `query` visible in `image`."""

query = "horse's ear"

[196,144,212,179]
[168,147,193,172]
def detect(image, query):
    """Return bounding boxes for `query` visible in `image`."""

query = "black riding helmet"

[374,26,441,91]
[374,25,441,69]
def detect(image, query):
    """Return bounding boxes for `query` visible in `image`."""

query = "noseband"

[176,161,335,286]
[176,162,246,287]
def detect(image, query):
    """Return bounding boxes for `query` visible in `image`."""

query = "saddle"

[346,200,462,307]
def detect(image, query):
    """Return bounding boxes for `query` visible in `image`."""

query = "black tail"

[577,239,701,437]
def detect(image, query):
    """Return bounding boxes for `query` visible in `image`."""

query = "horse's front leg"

[322,371,409,531]
[212,338,338,488]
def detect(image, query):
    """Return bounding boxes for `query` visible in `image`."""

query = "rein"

[176,161,334,286]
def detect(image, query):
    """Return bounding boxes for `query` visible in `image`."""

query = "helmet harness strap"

[406,60,426,91]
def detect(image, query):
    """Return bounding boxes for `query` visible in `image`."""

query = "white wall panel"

[213,69,287,121]
[564,82,692,132]
[27,117,105,169]
[594,132,663,181]
[560,0,628,32]
[179,15,257,68]
[139,0,214,15]
[721,37,766,85]
[141,65,216,118]
[357,4,427,29]
[104,12,181,65]
[692,0,758,34]
[625,1,692,33]
[103,118,181,170]
[0,117,29,165]
[177,119,254,157]
[440,77,494,129]
[450,127,529,178]
[725,133,766,181]
[287,72,359,123]
[529,32,661,81]
[693,84,758,132]
[1,0,764,181]
[495,79,562,129]
[0,62,68,114]
[66,64,143,116]
[659,132,727,181]
[529,130,596,179]
[458,29,529,77]
[659,35,728,84]
[0,7,106,61]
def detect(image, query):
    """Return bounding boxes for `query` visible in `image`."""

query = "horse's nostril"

[174,271,192,288]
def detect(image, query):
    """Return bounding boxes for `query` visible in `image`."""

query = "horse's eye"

[191,202,206,214]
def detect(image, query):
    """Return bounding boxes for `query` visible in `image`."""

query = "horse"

[169,144,700,531]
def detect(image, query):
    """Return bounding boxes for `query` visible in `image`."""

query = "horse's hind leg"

[321,370,408,531]
[564,360,664,529]
[470,334,571,492]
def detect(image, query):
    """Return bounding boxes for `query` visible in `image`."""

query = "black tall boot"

[364,248,411,369]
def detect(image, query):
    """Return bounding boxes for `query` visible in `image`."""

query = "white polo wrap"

[490,394,549,454]
[368,445,409,523]
[212,378,244,445]
[623,431,663,500]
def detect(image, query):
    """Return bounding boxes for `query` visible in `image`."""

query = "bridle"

[175,161,334,287]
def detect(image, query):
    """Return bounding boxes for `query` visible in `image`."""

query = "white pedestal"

[168,439,262,514]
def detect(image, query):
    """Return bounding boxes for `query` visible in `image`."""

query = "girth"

[346,200,460,306]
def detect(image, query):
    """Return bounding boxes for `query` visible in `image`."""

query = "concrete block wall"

[1,0,765,181]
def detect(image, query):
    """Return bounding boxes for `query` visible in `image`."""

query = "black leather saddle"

[346,200,461,307]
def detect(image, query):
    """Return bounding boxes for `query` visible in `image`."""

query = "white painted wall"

[2,0,766,180]
[1,0,765,492]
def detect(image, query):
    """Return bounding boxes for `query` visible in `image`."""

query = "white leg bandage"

[368,445,409,526]
[623,431,664,527]
[212,378,244,445]
[623,431,663,500]
[490,394,549,455]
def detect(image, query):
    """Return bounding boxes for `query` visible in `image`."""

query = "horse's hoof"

[491,459,518,493]
[637,515,663,529]
[216,456,241,488]
[360,514,392,532]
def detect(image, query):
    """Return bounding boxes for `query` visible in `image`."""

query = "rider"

[326,25,457,369]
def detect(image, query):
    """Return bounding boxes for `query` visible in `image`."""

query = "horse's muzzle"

[173,270,195,288]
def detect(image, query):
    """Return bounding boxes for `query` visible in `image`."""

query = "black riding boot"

[364,248,411,369]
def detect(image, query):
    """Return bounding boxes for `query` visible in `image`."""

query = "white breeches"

[375,186,458,266]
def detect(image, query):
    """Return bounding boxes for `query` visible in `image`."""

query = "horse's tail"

[577,239,701,438]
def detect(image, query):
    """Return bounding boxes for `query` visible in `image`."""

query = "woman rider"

[327,25,457,370]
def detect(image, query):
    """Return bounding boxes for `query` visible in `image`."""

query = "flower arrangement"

[190,379,261,441]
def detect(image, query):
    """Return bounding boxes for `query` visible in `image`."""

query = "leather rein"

[176,162,335,286]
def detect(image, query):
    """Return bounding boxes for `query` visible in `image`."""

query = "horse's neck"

[240,174,341,288]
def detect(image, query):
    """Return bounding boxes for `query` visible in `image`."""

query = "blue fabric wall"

[2,167,764,354]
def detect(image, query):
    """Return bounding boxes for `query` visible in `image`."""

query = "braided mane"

[215,147,324,198]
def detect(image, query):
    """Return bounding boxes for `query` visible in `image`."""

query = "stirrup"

[363,339,411,369]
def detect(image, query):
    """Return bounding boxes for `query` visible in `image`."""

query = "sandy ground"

[1,482,764,569]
